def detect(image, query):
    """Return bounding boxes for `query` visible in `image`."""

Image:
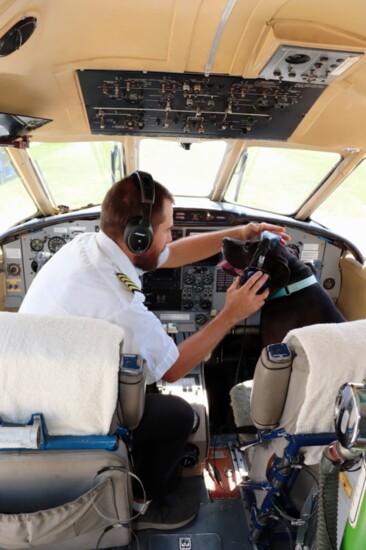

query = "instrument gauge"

[30,238,44,252]
[48,236,66,253]
[203,274,213,285]
[195,313,207,326]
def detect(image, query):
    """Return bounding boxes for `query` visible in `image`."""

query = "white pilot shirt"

[19,230,179,384]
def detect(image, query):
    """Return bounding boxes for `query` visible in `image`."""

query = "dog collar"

[269,274,318,300]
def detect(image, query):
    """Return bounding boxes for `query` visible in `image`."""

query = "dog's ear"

[288,244,300,259]
[262,245,290,295]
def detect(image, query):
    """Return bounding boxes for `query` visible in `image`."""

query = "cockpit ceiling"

[77,45,364,141]
[1,0,366,147]
[78,70,325,140]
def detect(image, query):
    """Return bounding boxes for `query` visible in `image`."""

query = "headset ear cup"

[124,171,155,253]
[241,267,270,295]
[124,217,153,253]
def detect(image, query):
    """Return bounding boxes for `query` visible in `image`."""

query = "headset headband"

[249,231,281,269]
[132,171,155,225]
[124,171,155,253]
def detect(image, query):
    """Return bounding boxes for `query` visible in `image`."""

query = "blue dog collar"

[269,274,318,300]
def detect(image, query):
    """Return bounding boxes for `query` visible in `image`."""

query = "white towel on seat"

[282,320,366,447]
[0,312,124,436]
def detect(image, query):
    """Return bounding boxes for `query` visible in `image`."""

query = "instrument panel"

[1,209,344,334]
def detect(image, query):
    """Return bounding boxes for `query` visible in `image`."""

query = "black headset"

[241,231,281,294]
[124,171,155,254]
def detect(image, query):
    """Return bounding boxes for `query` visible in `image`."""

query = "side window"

[312,159,366,257]
[0,148,37,232]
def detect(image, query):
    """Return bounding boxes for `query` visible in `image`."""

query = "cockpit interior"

[0,1,366,549]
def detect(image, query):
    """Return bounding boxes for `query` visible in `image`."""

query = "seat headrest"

[0,313,124,436]
[283,320,366,437]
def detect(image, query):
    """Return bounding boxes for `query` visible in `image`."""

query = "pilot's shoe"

[132,494,199,530]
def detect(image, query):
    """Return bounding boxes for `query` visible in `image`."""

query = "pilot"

[19,172,289,531]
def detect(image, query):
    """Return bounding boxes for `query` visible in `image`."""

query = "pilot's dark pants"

[131,393,195,501]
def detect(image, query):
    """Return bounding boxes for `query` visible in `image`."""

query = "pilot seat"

[230,319,366,546]
[0,312,147,550]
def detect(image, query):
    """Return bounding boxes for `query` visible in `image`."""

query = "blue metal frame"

[0,414,122,451]
[240,429,336,546]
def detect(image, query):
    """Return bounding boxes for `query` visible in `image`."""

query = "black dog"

[220,235,345,345]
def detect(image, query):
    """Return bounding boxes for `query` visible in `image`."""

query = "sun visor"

[0,113,52,146]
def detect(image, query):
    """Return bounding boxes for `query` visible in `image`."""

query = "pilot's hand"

[239,222,291,246]
[222,271,269,325]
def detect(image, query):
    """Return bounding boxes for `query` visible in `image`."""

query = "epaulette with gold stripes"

[116,272,143,294]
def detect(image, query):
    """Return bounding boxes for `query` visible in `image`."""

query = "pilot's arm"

[161,222,290,269]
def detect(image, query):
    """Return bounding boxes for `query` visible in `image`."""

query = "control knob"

[183,273,195,285]
[180,443,199,469]
[192,284,203,293]
[7,263,21,276]
[36,251,52,264]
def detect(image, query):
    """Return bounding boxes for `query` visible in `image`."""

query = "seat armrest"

[116,354,147,430]
[251,345,292,429]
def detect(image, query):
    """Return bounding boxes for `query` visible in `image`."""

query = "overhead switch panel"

[77,70,325,140]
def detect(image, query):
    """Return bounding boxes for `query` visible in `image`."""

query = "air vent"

[0,17,37,57]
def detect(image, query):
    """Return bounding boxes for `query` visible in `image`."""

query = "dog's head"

[220,236,298,296]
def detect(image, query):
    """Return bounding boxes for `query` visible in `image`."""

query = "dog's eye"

[244,242,254,252]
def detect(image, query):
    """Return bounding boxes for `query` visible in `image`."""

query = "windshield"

[0,148,37,232]
[28,141,124,211]
[2,139,359,254]
[138,138,227,196]
[224,147,341,215]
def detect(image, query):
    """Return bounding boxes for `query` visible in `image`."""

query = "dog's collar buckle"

[283,286,291,296]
